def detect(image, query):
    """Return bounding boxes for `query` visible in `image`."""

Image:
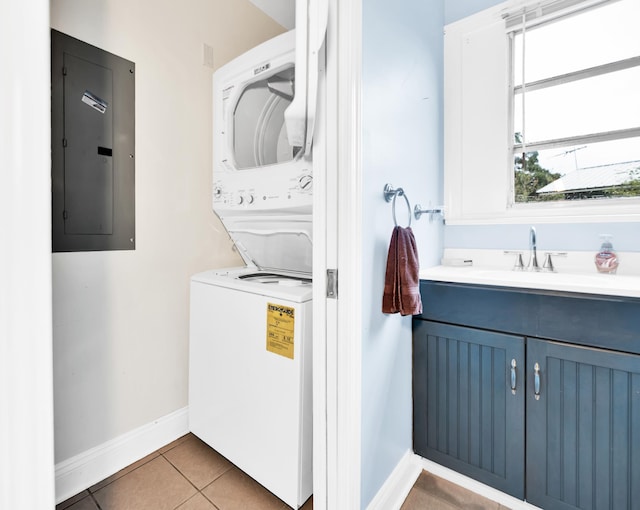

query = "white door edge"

[311,0,363,508]
[312,22,330,510]
[334,0,363,503]
[1,2,56,508]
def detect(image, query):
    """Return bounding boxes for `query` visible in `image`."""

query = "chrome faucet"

[528,226,540,271]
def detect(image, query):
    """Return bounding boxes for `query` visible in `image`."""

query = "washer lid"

[222,214,312,275]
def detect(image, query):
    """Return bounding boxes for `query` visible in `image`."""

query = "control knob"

[298,174,313,191]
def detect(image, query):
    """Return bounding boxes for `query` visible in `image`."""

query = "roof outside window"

[537,160,640,194]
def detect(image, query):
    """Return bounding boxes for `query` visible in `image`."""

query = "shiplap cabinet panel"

[526,339,640,510]
[413,320,525,499]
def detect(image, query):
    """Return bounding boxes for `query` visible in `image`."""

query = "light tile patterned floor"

[56,434,312,510]
[401,471,511,510]
[57,434,507,510]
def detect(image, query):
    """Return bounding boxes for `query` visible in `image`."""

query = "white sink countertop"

[421,250,640,298]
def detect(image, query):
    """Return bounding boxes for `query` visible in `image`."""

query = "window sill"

[445,198,640,225]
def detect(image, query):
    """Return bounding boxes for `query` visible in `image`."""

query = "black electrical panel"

[51,30,135,252]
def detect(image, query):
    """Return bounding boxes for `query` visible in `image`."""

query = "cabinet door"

[413,321,525,498]
[527,339,640,510]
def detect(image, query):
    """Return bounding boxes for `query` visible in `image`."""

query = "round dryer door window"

[233,66,300,170]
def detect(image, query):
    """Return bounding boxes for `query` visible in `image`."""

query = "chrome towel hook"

[383,184,412,228]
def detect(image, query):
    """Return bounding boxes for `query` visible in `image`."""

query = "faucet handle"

[542,252,567,272]
[504,250,525,271]
[542,253,555,272]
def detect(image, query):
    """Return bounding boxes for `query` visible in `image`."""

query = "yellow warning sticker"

[266,303,295,359]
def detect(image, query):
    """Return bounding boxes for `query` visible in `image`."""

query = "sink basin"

[420,265,640,298]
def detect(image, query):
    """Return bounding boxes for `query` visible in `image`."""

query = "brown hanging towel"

[382,226,422,316]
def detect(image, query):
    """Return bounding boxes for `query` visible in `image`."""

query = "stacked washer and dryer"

[189,15,324,509]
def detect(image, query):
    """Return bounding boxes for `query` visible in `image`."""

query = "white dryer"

[211,29,314,272]
[189,11,325,508]
[212,29,314,219]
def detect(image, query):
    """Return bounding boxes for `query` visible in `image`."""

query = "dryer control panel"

[213,169,312,214]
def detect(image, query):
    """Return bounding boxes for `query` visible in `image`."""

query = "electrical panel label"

[82,90,108,114]
[266,303,295,359]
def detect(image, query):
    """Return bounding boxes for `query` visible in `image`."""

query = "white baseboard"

[366,450,422,510]
[55,406,189,504]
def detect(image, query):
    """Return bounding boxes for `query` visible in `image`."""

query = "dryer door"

[231,65,298,170]
[214,31,298,173]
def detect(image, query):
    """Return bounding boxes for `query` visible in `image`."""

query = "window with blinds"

[509,0,640,203]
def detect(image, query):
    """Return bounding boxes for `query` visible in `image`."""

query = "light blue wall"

[361,0,444,507]
[360,0,639,505]
[446,223,640,252]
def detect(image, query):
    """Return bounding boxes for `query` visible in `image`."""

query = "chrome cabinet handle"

[510,359,517,394]
[534,362,541,400]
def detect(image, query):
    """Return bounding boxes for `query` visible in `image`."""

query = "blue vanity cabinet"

[414,280,640,510]
[413,320,525,499]
[526,338,640,510]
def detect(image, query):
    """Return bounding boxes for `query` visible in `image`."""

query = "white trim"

[365,450,422,510]
[417,456,543,510]
[311,5,332,509]
[1,2,55,508]
[445,211,640,225]
[55,407,189,504]
[333,0,363,508]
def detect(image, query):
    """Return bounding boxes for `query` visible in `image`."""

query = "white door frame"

[0,1,56,508]
[312,0,363,508]
[2,2,364,509]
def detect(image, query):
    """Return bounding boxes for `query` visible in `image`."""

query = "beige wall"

[50,0,285,463]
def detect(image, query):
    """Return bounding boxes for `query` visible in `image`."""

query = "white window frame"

[444,0,640,225]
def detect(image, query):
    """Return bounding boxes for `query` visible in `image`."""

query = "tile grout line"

[161,447,235,492]
[196,488,222,510]
[157,433,193,456]
[162,450,231,510]
[157,448,233,510]
[55,491,90,510]
[150,453,204,510]
[84,434,191,499]
[171,490,221,510]
[160,451,204,500]
[85,452,194,510]
[88,492,103,510]
[86,453,161,495]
